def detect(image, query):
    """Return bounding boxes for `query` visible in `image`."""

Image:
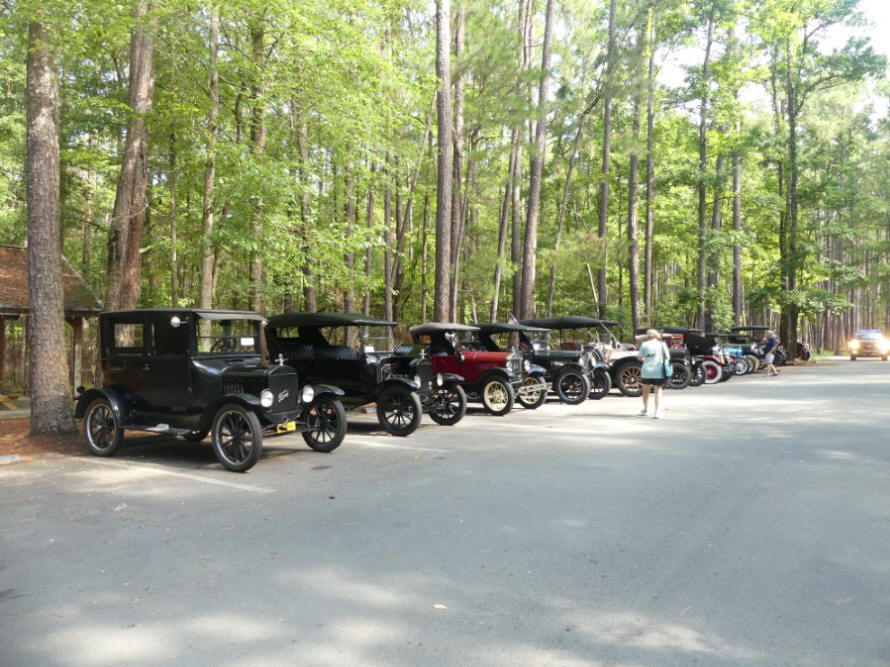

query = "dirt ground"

[0,417,84,459]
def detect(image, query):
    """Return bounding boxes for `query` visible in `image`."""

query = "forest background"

[3,0,890,431]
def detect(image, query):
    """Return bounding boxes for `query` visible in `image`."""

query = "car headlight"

[301,386,315,403]
[260,389,274,408]
[436,373,444,386]
[413,375,422,386]
[849,340,859,349]
[523,360,531,372]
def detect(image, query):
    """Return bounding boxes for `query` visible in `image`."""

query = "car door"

[143,313,195,412]
[101,313,150,407]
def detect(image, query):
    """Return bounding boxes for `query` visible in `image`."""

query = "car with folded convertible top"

[74,308,347,472]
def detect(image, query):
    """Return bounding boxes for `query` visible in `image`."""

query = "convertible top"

[267,311,396,329]
[634,326,702,335]
[409,322,480,335]
[473,322,548,334]
[103,308,266,322]
[730,325,769,331]
[519,316,614,329]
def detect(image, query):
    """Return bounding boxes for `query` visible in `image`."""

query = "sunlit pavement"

[2,360,889,666]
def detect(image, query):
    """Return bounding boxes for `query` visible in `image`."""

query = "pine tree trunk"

[434,0,453,321]
[26,19,74,434]
[105,0,155,311]
[732,141,743,325]
[248,18,267,314]
[627,89,642,332]
[449,7,466,321]
[644,8,656,323]
[696,8,715,328]
[597,0,618,317]
[199,5,219,311]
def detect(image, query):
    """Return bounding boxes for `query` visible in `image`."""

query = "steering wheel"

[210,337,237,353]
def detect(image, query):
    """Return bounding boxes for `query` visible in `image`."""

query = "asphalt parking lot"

[2,360,889,666]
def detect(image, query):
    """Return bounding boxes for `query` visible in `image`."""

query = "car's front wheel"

[554,369,591,404]
[376,386,422,437]
[667,362,691,389]
[428,383,467,425]
[302,396,347,452]
[211,404,263,472]
[588,368,611,400]
[480,377,515,415]
[702,359,723,384]
[84,398,123,457]
[616,363,643,397]
[516,374,547,409]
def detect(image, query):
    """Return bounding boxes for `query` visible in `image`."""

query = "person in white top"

[637,329,670,419]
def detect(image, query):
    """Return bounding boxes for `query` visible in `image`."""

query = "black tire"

[850,355,856,361]
[588,368,611,400]
[883,356,887,362]
[517,374,547,409]
[211,404,263,472]
[302,395,347,452]
[428,383,467,425]
[615,363,643,397]
[376,385,422,437]
[180,429,208,442]
[689,361,706,386]
[667,362,691,390]
[480,377,515,416]
[83,398,123,457]
[554,369,591,404]
[733,358,749,376]
[744,355,760,374]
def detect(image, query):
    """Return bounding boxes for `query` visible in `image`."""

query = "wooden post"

[0,316,6,387]
[67,316,83,390]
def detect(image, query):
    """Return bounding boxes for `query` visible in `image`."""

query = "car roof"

[519,316,614,329]
[409,322,480,335]
[730,325,769,331]
[472,322,549,334]
[267,311,396,329]
[101,308,265,321]
[634,326,700,335]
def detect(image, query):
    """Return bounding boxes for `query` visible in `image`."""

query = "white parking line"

[346,438,450,453]
[73,457,276,493]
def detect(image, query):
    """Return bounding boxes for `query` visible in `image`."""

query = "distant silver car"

[848,330,888,361]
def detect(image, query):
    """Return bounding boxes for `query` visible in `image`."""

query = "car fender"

[74,386,130,424]
[608,356,641,377]
[553,362,585,376]
[437,372,465,385]
[375,377,419,393]
[306,383,346,398]
[528,364,547,377]
[194,393,263,433]
[477,368,513,386]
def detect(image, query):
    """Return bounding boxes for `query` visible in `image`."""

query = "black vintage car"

[518,316,613,403]
[74,309,348,472]
[265,311,429,436]
[466,322,550,409]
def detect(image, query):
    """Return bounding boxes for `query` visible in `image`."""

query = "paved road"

[1,360,888,666]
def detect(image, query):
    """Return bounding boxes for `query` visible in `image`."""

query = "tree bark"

[248,16,267,313]
[199,5,219,311]
[434,0,453,321]
[627,82,642,332]
[731,136,743,325]
[596,0,618,317]
[105,0,155,311]
[696,8,715,328]
[449,6,466,321]
[26,19,74,434]
[644,8,656,323]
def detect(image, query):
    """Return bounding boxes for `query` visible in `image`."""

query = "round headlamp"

[301,386,315,404]
[413,375,422,386]
[523,360,531,372]
[260,389,274,408]
[436,373,444,387]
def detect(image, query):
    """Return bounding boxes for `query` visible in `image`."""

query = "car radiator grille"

[223,383,243,394]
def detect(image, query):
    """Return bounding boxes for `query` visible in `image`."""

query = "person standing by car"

[638,329,670,419]
[762,330,780,376]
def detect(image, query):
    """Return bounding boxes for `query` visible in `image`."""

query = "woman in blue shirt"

[637,329,670,419]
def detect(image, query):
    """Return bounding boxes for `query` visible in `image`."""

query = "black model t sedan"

[518,316,612,402]
[265,311,429,436]
[467,322,550,409]
[74,309,348,472]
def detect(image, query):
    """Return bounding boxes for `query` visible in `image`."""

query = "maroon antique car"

[396,323,531,416]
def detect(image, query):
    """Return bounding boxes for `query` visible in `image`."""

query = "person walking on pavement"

[638,329,670,419]
[762,330,780,376]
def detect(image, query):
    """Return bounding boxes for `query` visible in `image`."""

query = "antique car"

[465,322,550,409]
[633,327,695,389]
[683,330,735,383]
[518,316,613,402]
[847,329,889,361]
[74,309,348,472]
[395,322,528,416]
[264,311,428,436]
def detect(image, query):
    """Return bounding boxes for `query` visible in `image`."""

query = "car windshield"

[858,332,883,340]
[196,318,259,354]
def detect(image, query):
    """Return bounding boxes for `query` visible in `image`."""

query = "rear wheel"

[588,368,611,400]
[211,404,262,472]
[744,355,760,374]
[616,363,643,397]
[517,374,547,409]
[428,383,467,425]
[302,396,347,452]
[733,358,750,376]
[481,377,515,416]
[702,359,723,384]
[555,369,591,404]
[667,362,691,390]
[376,385,422,437]
[850,355,856,361]
[84,399,123,457]
[689,362,706,386]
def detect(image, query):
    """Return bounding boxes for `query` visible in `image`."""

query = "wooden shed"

[0,245,102,390]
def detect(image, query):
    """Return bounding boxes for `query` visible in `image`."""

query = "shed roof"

[0,245,102,317]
